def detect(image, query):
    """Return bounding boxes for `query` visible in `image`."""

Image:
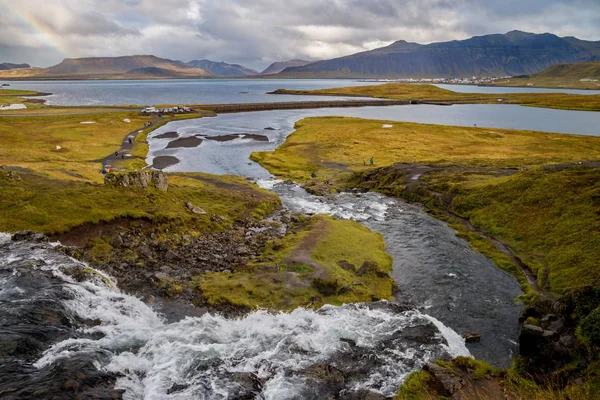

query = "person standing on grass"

[370,157,374,166]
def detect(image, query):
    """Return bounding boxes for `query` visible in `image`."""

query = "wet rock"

[302,363,346,394]
[424,362,466,396]
[165,136,203,149]
[337,260,356,272]
[462,332,481,343]
[185,202,206,215]
[167,383,189,394]
[12,231,48,243]
[400,324,443,345]
[340,338,357,347]
[228,372,263,398]
[340,390,389,400]
[303,179,335,197]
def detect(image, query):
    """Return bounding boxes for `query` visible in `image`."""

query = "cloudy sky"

[1,0,599,70]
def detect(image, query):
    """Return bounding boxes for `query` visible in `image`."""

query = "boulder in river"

[12,231,48,243]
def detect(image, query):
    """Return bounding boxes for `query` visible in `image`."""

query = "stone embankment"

[201,99,409,114]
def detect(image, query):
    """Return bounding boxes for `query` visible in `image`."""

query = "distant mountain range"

[275,31,600,78]
[0,56,213,79]
[43,55,213,78]
[533,60,600,78]
[1,31,600,80]
[187,59,259,76]
[261,59,313,75]
[0,63,30,70]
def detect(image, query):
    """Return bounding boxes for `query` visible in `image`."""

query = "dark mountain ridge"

[276,31,600,78]
[42,55,212,78]
[0,63,30,70]
[261,59,314,75]
[186,59,258,76]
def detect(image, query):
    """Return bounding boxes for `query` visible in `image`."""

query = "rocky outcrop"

[303,179,336,197]
[104,171,168,191]
[275,31,600,78]
[518,286,600,378]
[0,166,22,181]
[185,202,206,215]
[423,362,466,396]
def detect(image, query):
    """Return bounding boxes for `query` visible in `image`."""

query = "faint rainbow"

[5,8,69,58]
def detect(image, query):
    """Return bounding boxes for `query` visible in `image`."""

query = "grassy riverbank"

[272,82,600,111]
[252,117,600,296]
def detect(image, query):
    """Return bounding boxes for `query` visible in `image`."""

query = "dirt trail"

[283,217,329,279]
[100,117,163,168]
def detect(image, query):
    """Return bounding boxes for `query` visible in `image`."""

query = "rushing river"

[146,107,527,369]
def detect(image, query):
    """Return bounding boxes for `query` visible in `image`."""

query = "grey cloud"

[62,11,141,36]
[0,0,599,69]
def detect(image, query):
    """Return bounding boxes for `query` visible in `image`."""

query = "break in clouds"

[1,0,599,69]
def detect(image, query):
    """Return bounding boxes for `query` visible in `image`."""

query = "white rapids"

[2,235,468,399]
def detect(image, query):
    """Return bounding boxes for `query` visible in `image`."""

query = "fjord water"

[3,79,378,106]
[1,234,469,398]
[4,79,599,106]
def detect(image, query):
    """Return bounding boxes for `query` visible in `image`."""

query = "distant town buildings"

[141,105,194,115]
[359,76,511,85]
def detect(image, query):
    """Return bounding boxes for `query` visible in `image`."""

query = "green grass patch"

[450,167,600,293]
[0,168,279,234]
[198,215,395,310]
[275,82,600,111]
